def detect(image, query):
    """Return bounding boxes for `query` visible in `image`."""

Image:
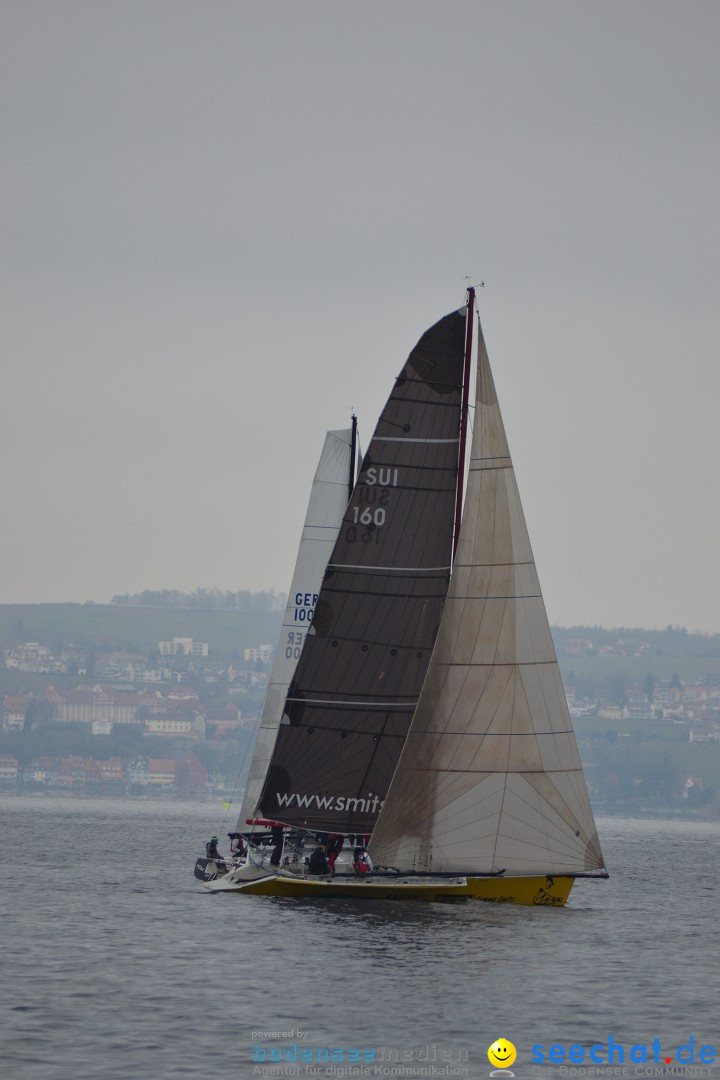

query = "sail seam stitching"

[408,729,577,737]
[452,561,534,567]
[447,594,542,600]
[373,437,460,444]
[490,669,516,870]
[469,464,512,471]
[327,564,452,572]
[430,660,559,667]
[285,698,416,708]
[500,785,587,849]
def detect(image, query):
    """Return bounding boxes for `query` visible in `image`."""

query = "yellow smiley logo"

[488,1039,517,1069]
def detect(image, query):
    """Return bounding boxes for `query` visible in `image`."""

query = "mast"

[349,412,357,497]
[453,286,475,558]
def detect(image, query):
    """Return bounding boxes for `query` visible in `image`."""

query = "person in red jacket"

[353,847,373,875]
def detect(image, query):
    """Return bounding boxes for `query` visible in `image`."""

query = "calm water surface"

[1,795,718,1079]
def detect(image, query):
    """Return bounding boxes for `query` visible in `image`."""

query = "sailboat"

[202,291,607,905]
[194,423,356,882]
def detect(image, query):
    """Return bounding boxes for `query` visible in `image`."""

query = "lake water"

[1,794,718,1080]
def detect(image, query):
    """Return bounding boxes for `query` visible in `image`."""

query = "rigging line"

[381,417,414,432]
[222,714,262,826]
[229,633,289,824]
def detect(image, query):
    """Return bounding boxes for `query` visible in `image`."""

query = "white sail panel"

[236,428,352,828]
[369,325,605,876]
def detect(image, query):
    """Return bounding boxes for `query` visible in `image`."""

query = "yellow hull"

[233,873,574,906]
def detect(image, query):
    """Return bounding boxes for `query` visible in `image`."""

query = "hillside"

[0,602,283,659]
[3,611,720,814]
[553,624,720,689]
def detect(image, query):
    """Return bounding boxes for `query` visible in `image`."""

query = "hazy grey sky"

[2,1,719,631]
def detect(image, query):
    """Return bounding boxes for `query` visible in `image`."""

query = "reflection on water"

[1,796,719,1080]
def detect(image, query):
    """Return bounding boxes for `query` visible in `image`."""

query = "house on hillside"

[146,759,177,789]
[205,703,243,737]
[0,756,19,784]
[158,638,208,657]
[144,710,205,739]
[56,685,146,725]
[2,696,29,731]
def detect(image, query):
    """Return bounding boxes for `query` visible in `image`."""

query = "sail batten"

[369,320,606,876]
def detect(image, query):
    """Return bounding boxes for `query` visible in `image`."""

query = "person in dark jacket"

[205,836,226,868]
[228,833,246,858]
[269,825,284,867]
[308,844,329,875]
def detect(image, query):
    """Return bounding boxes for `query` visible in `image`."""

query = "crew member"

[270,824,284,867]
[228,833,246,858]
[327,833,344,873]
[308,843,329,875]
[353,847,373,875]
[206,836,223,861]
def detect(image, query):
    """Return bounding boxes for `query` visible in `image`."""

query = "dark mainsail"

[256,306,467,833]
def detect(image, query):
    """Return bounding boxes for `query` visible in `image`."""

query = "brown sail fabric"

[369,320,605,876]
[256,306,467,832]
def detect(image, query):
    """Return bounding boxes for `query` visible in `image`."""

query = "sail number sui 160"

[345,468,398,544]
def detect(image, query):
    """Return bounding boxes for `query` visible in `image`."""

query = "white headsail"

[236,427,353,829]
[369,324,605,876]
